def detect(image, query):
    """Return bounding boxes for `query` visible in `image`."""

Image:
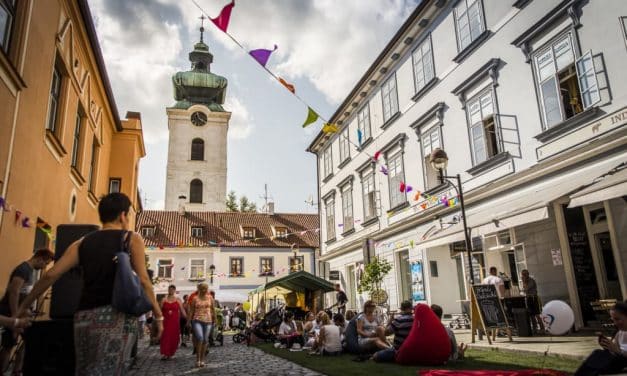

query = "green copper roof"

[169,99,224,112]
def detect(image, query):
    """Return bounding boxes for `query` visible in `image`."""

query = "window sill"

[188,278,206,282]
[380,111,401,130]
[453,30,492,64]
[325,237,337,245]
[322,173,334,184]
[358,137,374,151]
[423,182,448,197]
[341,227,355,237]
[45,130,67,157]
[387,201,409,214]
[87,191,98,206]
[361,216,379,228]
[466,151,511,176]
[338,157,352,169]
[70,167,86,185]
[533,107,601,143]
[229,275,245,278]
[513,0,532,8]
[0,48,27,95]
[412,77,439,102]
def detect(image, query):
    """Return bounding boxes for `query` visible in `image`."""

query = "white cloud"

[225,96,254,140]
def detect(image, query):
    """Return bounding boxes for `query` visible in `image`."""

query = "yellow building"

[0,0,145,290]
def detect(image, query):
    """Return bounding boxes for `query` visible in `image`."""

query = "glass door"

[595,232,621,300]
[396,250,412,302]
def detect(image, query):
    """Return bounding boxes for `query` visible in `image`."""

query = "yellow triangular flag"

[302,106,319,128]
[322,123,339,133]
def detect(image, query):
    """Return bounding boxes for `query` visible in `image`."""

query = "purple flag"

[249,45,277,67]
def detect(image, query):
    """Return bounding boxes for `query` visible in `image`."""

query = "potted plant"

[357,256,392,304]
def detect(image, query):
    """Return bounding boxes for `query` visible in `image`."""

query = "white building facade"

[309,0,627,327]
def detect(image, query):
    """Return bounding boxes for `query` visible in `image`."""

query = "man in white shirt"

[482,267,505,298]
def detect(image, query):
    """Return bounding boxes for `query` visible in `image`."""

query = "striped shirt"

[387,313,413,349]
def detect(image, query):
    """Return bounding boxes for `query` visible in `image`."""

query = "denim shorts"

[191,320,214,343]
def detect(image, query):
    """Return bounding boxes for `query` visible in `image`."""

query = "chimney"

[267,202,275,215]
[178,195,186,216]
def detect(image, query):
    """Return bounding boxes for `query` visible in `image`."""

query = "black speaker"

[23,319,75,375]
[50,224,99,319]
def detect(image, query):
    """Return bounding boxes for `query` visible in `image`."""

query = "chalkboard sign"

[329,270,340,281]
[472,284,508,329]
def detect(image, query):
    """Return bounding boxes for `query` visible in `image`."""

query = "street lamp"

[259,264,273,313]
[209,264,215,285]
[290,243,301,273]
[429,148,475,286]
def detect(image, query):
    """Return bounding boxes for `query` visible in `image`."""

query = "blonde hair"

[319,312,330,326]
[197,283,209,295]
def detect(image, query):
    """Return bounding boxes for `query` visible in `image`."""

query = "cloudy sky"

[88,0,419,213]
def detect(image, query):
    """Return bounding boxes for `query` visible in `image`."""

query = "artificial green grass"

[255,344,579,376]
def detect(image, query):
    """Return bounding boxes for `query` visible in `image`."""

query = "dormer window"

[141,226,155,238]
[191,226,203,238]
[275,227,288,239]
[242,227,256,239]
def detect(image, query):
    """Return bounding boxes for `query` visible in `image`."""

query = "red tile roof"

[136,210,320,249]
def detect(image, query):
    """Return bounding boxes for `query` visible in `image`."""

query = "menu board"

[472,284,508,329]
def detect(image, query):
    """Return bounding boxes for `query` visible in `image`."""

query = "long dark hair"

[613,300,627,316]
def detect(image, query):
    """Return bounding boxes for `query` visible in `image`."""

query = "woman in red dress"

[160,284,186,360]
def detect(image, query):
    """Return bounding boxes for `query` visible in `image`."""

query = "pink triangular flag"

[211,1,235,33]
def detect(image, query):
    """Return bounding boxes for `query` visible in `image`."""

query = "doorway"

[396,250,412,303]
[347,264,356,310]
[594,232,621,300]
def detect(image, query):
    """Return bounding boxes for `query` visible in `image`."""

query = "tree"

[225,190,258,212]
[357,257,392,297]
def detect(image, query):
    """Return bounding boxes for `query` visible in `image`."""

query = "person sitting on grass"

[316,312,342,356]
[357,300,390,353]
[302,311,317,348]
[575,300,627,376]
[372,300,413,362]
[345,310,356,322]
[431,304,466,361]
[278,312,304,349]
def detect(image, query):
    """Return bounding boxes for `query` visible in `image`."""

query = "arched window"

[190,179,203,203]
[191,138,204,161]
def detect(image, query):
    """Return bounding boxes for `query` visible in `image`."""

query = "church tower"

[165,21,230,211]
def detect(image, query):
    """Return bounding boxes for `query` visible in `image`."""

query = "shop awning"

[568,166,627,208]
[249,271,335,295]
[418,155,627,249]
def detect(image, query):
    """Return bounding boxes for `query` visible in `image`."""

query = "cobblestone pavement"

[129,335,323,376]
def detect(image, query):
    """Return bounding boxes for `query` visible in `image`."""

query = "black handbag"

[111,231,153,316]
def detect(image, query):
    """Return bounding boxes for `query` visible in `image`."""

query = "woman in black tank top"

[16,193,164,376]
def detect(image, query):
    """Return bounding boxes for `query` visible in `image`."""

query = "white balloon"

[541,300,575,335]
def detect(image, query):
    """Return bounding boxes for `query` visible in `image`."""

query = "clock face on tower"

[190,111,208,126]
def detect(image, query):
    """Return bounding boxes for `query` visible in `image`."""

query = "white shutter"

[575,50,601,109]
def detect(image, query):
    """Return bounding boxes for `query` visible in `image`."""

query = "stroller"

[209,307,224,346]
[231,310,249,343]
[242,305,284,344]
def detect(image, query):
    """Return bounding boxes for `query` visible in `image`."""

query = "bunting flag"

[21,217,30,228]
[322,123,339,134]
[413,191,422,201]
[380,166,388,175]
[373,151,381,161]
[357,129,363,146]
[409,240,415,248]
[420,203,428,210]
[0,197,5,211]
[302,107,319,128]
[278,77,295,93]
[399,182,406,192]
[15,210,21,223]
[211,0,235,33]
[249,44,277,67]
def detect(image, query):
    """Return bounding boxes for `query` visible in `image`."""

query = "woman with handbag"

[16,193,163,375]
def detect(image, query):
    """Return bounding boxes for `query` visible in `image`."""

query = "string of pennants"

[0,196,55,241]
[154,264,299,280]
[191,0,403,180]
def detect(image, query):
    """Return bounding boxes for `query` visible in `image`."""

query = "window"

[361,171,376,220]
[140,226,155,238]
[412,35,435,92]
[289,256,304,273]
[429,260,439,277]
[242,227,256,239]
[381,74,399,123]
[190,179,202,203]
[275,227,288,239]
[533,33,600,128]
[157,259,173,279]
[323,146,333,178]
[71,110,83,168]
[108,178,121,194]
[191,226,203,237]
[325,198,336,240]
[421,125,442,190]
[230,257,244,277]
[46,64,63,134]
[467,89,499,165]
[622,17,627,51]
[88,137,99,193]
[339,127,350,163]
[387,152,406,208]
[454,0,485,51]
[0,0,16,52]
[341,187,353,232]
[190,259,205,279]
[357,105,371,143]
[260,257,274,275]
[191,138,204,161]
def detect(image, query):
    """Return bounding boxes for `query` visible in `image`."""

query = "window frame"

[0,0,17,53]
[191,138,205,161]
[259,256,274,275]
[157,258,173,279]
[453,0,486,52]
[325,196,336,241]
[340,186,354,232]
[381,73,399,123]
[420,124,443,191]
[108,178,121,194]
[140,226,155,238]
[465,88,501,166]
[189,179,203,203]
[229,257,244,277]
[189,258,206,279]
[46,63,63,134]
[338,127,350,163]
[275,227,288,239]
[87,137,99,194]
[288,255,305,273]
[386,152,407,209]
[191,226,203,238]
[361,170,376,221]
[242,227,256,239]
[357,104,371,143]
[412,34,435,93]
[323,146,333,178]
[70,108,83,169]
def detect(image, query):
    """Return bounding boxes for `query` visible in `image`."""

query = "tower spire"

[199,14,206,43]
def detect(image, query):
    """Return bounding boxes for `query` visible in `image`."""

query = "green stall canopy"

[250,271,334,295]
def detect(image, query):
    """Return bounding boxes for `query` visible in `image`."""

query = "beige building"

[0,0,145,291]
